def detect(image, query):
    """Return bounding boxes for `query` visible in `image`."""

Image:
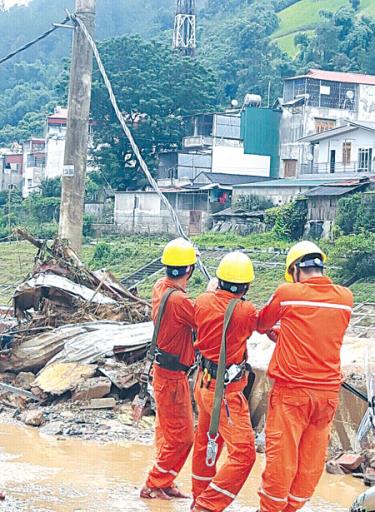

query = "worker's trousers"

[192,372,256,512]
[146,366,194,489]
[259,383,339,512]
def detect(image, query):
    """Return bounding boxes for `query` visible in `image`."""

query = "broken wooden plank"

[80,398,116,410]
[0,382,40,401]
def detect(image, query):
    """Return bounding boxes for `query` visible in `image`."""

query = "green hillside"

[273,0,375,54]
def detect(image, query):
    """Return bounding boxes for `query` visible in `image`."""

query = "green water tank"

[241,107,282,179]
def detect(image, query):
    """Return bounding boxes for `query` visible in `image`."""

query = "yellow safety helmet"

[216,252,255,284]
[161,238,197,267]
[285,241,327,282]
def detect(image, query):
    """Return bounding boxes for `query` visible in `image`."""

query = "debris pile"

[0,231,154,440]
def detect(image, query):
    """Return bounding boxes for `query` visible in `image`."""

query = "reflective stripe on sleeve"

[209,482,236,499]
[280,300,352,312]
[259,487,288,503]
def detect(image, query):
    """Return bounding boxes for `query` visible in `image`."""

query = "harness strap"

[138,288,177,397]
[206,298,239,466]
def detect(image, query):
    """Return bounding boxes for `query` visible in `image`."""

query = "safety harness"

[205,298,241,467]
[133,288,185,422]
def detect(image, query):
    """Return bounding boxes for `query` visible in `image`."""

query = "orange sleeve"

[257,290,282,334]
[174,295,196,330]
[244,302,258,334]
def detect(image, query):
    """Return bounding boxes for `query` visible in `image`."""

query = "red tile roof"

[287,69,375,86]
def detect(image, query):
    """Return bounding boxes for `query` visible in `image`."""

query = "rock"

[15,372,36,391]
[20,409,45,427]
[40,421,63,436]
[33,363,97,395]
[326,460,346,475]
[335,453,365,472]
[72,377,111,401]
[80,398,116,410]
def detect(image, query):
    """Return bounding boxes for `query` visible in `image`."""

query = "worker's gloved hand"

[266,328,279,343]
[206,277,219,292]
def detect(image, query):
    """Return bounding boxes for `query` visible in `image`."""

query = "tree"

[350,0,360,12]
[90,36,219,190]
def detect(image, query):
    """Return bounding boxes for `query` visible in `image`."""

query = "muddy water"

[0,424,364,511]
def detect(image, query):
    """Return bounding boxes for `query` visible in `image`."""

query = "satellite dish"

[231,99,239,108]
[306,154,314,161]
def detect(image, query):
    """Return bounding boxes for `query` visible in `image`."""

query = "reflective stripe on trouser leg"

[146,372,194,489]
[195,387,256,512]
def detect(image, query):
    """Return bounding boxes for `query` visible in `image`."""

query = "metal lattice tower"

[173,0,196,57]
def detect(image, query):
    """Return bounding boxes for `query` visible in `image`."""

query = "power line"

[74,13,211,281]
[0,16,71,66]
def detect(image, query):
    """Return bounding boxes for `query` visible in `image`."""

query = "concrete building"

[22,138,46,197]
[45,107,68,180]
[279,69,375,178]
[299,121,375,175]
[158,111,271,186]
[0,151,23,192]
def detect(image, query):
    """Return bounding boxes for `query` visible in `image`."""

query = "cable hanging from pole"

[72,13,211,280]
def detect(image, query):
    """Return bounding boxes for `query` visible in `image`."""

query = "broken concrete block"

[72,377,111,401]
[15,372,36,391]
[33,363,96,395]
[20,409,45,427]
[335,453,365,472]
[81,398,116,410]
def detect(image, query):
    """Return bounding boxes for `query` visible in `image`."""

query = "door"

[189,210,202,235]
[283,159,297,178]
[330,150,336,173]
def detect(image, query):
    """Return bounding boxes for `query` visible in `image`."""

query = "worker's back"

[258,276,353,390]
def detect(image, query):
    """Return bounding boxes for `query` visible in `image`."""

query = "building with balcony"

[158,111,271,186]
[22,138,46,197]
[45,107,68,180]
[279,69,375,178]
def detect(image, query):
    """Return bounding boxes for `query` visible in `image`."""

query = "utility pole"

[59,0,96,254]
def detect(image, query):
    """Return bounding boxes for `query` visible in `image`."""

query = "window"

[320,85,331,95]
[358,148,373,172]
[315,118,336,133]
[342,142,352,165]
[27,179,33,188]
[283,159,297,178]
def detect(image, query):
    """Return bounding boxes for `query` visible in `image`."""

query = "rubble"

[14,372,36,390]
[81,398,116,410]
[72,377,111,401]
[33,363,97,395]
[20,409,45,427]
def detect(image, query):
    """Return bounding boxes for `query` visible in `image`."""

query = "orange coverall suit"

[192,290,257,512]
[257,276,353,512]
[146,277,195,490]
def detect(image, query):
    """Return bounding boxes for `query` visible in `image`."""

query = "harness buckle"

[206,432,220,467]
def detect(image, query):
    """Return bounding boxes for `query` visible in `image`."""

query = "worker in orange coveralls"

[191,251,258,512]
[140,238,197,501]
[256,241,353,512]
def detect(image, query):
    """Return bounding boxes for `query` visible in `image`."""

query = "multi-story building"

[279,69,375,178]
[22,138,46,197]
[0,150,23,192]
[158,111,271,186]
[45,107,68,180]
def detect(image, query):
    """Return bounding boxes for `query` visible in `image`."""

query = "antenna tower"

[173,0,196,57]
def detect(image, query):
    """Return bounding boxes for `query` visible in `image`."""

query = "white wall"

[115,192,160,224]
[233,185,313,205]
[358,85,375,122]
[45,138,65,179]
[316,128,375,171]
[211,146,270,176]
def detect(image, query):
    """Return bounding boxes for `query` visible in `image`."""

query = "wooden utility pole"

[59,0,96,254]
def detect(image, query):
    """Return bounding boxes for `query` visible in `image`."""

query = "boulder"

[72,377,112,401]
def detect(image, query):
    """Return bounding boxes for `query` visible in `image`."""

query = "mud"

[0,423,365,511]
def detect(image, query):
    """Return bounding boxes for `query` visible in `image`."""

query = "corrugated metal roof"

[299,121,375,143]
[305,185,362,197]
[286,69,375,86]
[234,178,341,188]
[194,172,272,186]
